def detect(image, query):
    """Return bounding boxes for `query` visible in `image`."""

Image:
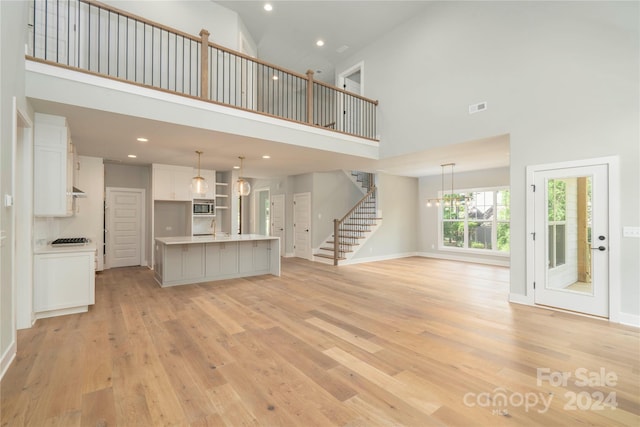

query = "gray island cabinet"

[154,235,280,287]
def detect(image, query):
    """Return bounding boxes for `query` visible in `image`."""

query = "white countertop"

[34,242,97,254]
[155,234,279,245]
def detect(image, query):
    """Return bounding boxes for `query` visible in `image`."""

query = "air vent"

[469,101,488,114]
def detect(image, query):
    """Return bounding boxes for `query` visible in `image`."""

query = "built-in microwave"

[193,199,215,215]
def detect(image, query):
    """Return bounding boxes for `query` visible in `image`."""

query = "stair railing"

[333,185,377,266]
[27,0,379,140]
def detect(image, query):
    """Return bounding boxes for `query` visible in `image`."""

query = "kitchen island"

[154,234,280,287]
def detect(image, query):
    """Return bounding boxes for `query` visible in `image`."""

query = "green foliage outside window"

[441,188,510,253]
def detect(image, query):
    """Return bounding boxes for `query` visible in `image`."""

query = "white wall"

[352,173,419,261]
[337,1,640,316]
[37,156,105,270]
[0,0,29,377]
[312,171,364,247]
[418,167,509,265]
[101,0,246,50]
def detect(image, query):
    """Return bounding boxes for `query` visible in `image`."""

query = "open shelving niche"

[215,171,231,235]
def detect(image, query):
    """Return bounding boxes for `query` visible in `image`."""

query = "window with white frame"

[440,187,510,253]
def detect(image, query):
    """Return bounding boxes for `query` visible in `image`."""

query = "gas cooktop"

[51,237,90,246]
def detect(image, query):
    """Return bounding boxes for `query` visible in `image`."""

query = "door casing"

[271,194,285,256]
[105,187,146,269]
[525,156,620,322]
[293,192,312,260]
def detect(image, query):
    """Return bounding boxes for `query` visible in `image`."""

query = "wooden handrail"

[30,0,379,140]
[333,185,377,265]
[77,0,379,106]
[206,39,379,106]
[25,56,380,142]
[338,185,376,224]
[312,80,380,106]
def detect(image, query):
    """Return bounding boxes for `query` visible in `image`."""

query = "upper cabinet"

[152,164,194,201]
[34,113,74,217]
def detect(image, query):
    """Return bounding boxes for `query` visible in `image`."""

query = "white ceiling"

[29,99,378,178]
[27,1,511,179]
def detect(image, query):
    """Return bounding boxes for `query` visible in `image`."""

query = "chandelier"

[426,163,472,208]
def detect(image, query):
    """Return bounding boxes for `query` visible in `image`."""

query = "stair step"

[315,253,346,261]
[327,240,359,246]
[320,246,353,253]
[334,235,367,239]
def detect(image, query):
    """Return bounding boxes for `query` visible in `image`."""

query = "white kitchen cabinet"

[158,243,205,283]
[34,113,74,217]
[34,248,95,318]
[239,240,271,274]
[154,236,279,287]
[205,241,239,276]
[152,164,194,201]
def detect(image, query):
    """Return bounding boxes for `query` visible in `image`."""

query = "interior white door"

[293,192,311,260]
[106,188,143,268]
[533,164,609,317]
[271,194,285,256]
[342,69,361,135]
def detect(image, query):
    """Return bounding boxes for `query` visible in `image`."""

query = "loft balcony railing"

[27,0,379,140]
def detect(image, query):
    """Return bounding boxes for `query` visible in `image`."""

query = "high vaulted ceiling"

[215,1,432,83]
[27,1,511,179]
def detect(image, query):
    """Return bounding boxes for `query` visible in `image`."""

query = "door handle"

[591,246,606,251]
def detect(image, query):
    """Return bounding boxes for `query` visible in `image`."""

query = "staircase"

[315,172,382,265]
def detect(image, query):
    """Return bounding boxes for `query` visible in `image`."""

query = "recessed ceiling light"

[316,40,325,47]
[264,3,272,11]
[128,154,137,158]
[272,75,279,81]
[136,137,148,142]
[262,155,271,159]
[233,165,240,169]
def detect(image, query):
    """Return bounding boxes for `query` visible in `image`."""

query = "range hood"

[70,187,87,198]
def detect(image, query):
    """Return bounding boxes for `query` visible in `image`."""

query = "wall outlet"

[623,226,640,238]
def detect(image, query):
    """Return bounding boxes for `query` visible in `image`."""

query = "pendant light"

[191,150,209,195]
[426,163,471,207]
[236,156,251,196]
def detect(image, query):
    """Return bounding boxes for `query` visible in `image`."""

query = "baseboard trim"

[283,252,295,258]
[340,252,418,266]
[619,312,640,328]
[0,339,17,381]
[509,293,533,305]
[417,252,510,267]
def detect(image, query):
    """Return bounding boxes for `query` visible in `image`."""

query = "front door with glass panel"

[533,165,609,317]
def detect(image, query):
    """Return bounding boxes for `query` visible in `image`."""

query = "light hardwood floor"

[2,257,639,426]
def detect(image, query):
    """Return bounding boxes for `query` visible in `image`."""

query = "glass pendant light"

[236,156,251,196]
[191,150,209,195]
